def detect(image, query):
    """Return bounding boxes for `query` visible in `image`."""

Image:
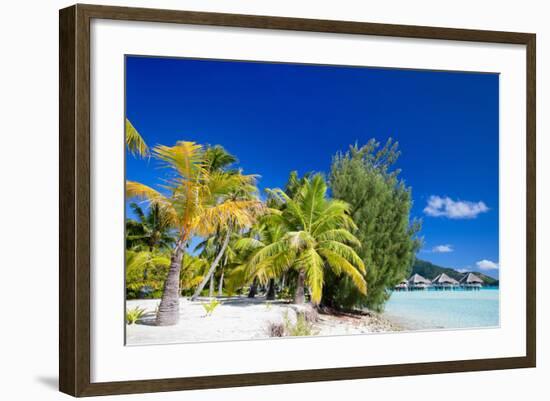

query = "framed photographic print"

[59,4,536,397]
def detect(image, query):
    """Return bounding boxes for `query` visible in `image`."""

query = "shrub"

[266,322,285,337]
[126,306,146,325]
[277,287,293,301]
[283,311,317,337]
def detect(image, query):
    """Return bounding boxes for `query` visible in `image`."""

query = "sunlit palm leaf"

[296,248,324,304]
[316,229,361,247]
[247,239,289,268]
[318,248,367,294]
[318,240,366,274]
[125,119,149,158]
[126,181,179,226]
[153,141,208,182]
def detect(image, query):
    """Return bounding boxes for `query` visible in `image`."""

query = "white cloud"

[432,244,453,253]
[456,268,469,273]
[423,195,489,219]
[476,259,499,270]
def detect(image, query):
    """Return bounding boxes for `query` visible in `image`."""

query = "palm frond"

[318,248,367,295]
[300,174,327,231]
[296,248,324,304]
[125,119,149,157]
[234,237,265,252]
[197,199,265,235]
[285,230,315,251]
[153,141,208,182]
[129,202,146,223]
[316,229,361,247]
[204,145,238,171]
[247,239,289,268]
[126,181,179,226]
[311,200,356,235]
[318,240,366,274]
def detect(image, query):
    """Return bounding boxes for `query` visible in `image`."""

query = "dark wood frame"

[59,3,536,397]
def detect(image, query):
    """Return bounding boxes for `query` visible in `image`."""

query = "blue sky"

[126,56,499,278]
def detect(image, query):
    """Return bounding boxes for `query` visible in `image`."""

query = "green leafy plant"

[202,299,221,317]
[277,287,293,301]
[126,306,146,325]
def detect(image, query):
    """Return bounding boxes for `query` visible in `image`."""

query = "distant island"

[412,259,499,287]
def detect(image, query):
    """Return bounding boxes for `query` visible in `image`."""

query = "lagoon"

[383,288,499,330]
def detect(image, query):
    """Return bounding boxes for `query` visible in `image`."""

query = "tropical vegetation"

[126,306,146,325]
[125,120,420,326]
[328,139,422,311]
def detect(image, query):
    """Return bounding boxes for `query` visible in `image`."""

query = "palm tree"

[249,174,367,305]
[126,250,208,299]
[126,202,176,251]
[204,144,238,171]
[179,253,210,294]
[189,180,261,300]
[125,118,149,158]
[193,231,241,297]
[187,145,238,299]
[234,217,290,300]
[126,141,263,325]
[189,147,261,301]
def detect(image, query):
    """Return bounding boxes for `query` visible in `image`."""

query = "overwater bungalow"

[432,273,459,290]
[394,279,409,291]
[459,272,484,290]
[408,273,431,290]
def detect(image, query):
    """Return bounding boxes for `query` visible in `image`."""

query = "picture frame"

[59,3,536,397]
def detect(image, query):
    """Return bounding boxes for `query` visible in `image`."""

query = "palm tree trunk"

[248,277,258,298]
[209,274,215,297]
[191,228,232,301]
[156,239,186,326]
[218,268,224,296]
[266,278,276,300]
[294,270,306,304]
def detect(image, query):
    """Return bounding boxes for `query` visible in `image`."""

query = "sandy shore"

[126,296,401,345]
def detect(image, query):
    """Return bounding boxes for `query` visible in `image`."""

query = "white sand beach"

[126,296,401,345]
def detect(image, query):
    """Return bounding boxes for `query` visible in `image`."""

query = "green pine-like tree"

[327,139,422,312]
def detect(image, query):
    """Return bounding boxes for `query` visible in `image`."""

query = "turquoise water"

[383,289,499,330]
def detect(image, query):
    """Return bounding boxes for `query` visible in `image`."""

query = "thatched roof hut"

[394,279,409,291]
[408,273,432,290]
[459,272,484,284]
[408,273,431,285]
[432,273,459,285]
[459,272,484,290]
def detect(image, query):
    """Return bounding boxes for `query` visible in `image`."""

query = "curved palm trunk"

[266,278,276,300]
[156,239,186,326]
[209,274,215,297]
[191,228,232,301]
[294,270,306,304]
[218,268,224,296]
